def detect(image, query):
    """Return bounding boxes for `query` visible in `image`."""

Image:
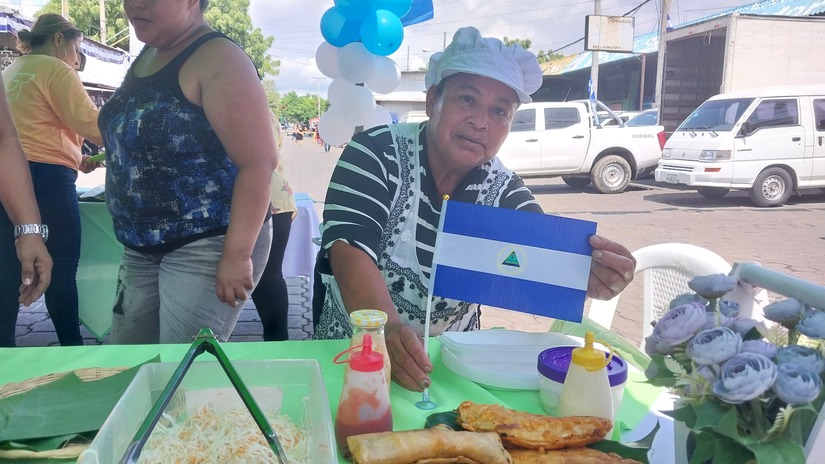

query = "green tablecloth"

[77,201,123,339]
[0,338,661,463]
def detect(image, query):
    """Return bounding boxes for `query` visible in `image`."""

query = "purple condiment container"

[537,345,628,415]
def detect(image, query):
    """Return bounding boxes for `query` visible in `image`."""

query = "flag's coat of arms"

[430,201,596,322]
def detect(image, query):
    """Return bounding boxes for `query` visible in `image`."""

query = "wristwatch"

[14,224,49,242]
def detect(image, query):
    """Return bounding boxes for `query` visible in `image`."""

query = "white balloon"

[338,85,376,125]
[328,79,356,107]
[315,41,342,79]
[363,104,393,129]
[366,56,401,94]
[337,42,376,84]
[318,108,357,147]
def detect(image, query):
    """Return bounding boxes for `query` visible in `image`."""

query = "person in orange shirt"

[0,14,103,347]
[0,75,52,309]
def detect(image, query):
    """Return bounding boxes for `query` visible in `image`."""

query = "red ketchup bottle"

[333,334,393,461]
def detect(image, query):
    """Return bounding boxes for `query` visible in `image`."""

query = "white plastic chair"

[588,243,732,351]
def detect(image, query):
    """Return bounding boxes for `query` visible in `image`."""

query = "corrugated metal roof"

[545,0,825,75]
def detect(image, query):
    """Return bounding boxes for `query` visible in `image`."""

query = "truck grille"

[660,164,693,172]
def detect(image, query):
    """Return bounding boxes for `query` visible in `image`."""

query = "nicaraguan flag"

[588,77,597,101]
[430,201,596,322]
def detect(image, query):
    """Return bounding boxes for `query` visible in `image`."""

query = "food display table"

[75,195,321,339]
[0,338,663,463]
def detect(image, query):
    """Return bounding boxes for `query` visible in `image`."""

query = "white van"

[399,110,429,124]
[655,85,825,206]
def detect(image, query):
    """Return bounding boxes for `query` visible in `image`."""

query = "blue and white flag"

[430,201,596,323]
[588,77,597,101]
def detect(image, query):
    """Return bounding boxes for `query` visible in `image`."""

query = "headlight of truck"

[661,148,672,159]
[699,150,731,161]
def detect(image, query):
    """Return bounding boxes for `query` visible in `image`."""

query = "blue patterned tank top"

[98,32,238,251]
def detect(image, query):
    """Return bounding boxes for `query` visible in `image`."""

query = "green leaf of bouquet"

[645,354,678,388]
[666,405,698,429]
[712,405,743,442]
[692,401,733,433]
[712,434,755,464]
[784,403,817,445]
[746,436,806,464]
[689,430,717,464]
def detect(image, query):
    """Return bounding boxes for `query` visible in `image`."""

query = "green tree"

[37,0,279,77]
[502,36,562,64]
[278,91,329,126]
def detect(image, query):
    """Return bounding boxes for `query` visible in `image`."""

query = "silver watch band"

[14,224,49,242]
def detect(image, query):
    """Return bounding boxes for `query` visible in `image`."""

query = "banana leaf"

[0,358,157,443]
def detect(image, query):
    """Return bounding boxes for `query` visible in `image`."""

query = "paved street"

[14,137,825,347]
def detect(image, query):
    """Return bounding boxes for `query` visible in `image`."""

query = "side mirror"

[738,121,752,137]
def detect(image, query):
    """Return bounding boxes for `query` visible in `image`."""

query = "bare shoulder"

[190,36,257,77]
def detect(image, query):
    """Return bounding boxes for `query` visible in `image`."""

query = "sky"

[14,0,755,97]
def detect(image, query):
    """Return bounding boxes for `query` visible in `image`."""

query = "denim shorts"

[110,220,272,344]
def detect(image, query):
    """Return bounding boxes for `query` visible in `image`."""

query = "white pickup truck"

[496,99,666,193]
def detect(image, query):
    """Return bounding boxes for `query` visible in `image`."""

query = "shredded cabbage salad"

[138,403,309,463]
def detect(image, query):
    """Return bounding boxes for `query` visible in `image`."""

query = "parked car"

[495,99,666,193]
[626,109,659,127]
[654,84,825,207]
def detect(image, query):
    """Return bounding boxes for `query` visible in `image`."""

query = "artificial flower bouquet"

[645,274,825,463]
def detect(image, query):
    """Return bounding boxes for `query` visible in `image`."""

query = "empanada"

[456,401,611,449]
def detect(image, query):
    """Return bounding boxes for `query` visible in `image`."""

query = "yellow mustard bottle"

[557,332,614,432]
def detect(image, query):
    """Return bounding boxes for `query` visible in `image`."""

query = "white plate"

[438,330,579,391]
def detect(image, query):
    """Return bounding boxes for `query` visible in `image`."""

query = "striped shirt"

[314,122,543,339]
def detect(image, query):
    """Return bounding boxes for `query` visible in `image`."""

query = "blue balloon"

[360,10,404,56]
[320,7,362,47]
[335,0,377,21]
[375,0,412,17]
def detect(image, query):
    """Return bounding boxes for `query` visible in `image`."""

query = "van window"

[510,108,536,132]
[544,108,580,129]
[814,99,825,132]
[680,98,753,131]
[745,99,799,130]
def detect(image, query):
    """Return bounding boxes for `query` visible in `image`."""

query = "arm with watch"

[0,77,52,305]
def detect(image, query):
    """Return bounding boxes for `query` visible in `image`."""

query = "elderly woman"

[313,27,636,391]
[98,0,277,344]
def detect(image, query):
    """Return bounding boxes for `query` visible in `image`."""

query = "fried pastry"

[347,424,512,464]
[508,448,642,463]
[456,401,611,450]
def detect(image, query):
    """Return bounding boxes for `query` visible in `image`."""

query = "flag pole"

[416,195,450,411]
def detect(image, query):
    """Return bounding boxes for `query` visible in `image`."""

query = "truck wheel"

[697,187,730,199]
[591,155,631,194]
[749,168,792,207]
[562,177,591,189]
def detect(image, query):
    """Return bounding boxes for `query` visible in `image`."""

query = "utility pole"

[654,0,672,118]
[99,0,107,44]
[590,0,601,102]
[312,76,324,123]
[61,0,68,18]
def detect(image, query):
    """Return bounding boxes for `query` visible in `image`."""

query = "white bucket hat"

[424,26,543,104]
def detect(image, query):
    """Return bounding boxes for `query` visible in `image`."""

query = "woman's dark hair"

[16,13,82,54]
[201,0,209,11]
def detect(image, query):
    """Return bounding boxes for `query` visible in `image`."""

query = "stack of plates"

[439,330,578,391]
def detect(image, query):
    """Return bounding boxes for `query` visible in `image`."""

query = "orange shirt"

[2,54,103,170]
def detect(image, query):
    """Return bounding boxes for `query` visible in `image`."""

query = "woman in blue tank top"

[97,0,277,343]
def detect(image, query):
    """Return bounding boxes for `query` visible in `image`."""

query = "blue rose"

[740,340,778,359]
[772,363,823,405]
[669,293,708,310]
[644,335,674,356]
[719,299,740,317]
[652,302,707,345]
[797,309,825,339]
[775,345,825,374]
[713,353,778,404]
[763,298,803,326]
[687,327,742,365]
[688,274,737,299]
